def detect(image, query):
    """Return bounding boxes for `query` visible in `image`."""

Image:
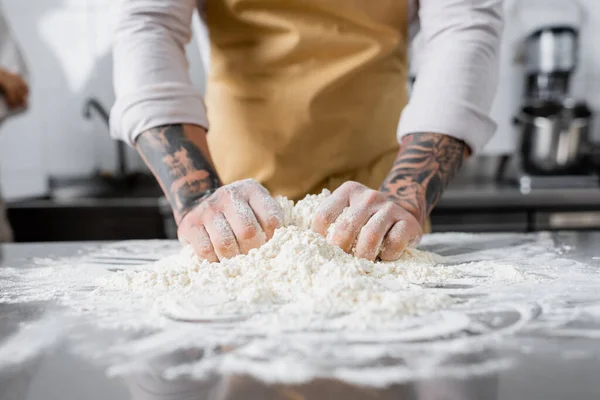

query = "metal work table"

[2,233,600,399]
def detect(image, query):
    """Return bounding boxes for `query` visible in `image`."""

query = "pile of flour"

[103,191,457,327]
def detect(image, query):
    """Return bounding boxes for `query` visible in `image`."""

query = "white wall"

[0,0,206,200]
[0,0,599,199]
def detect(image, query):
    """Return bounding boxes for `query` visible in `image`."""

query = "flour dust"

[1,193,599,387]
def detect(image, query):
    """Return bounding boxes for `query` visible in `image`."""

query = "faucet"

[83,98,127,179]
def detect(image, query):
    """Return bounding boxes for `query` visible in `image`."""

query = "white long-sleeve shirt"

[110,0,503,153]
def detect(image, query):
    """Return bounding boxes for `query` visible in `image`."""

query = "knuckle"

[383,228,407,247]
[340,180,361,193]
[238,223,259,240]
[340,181,355,189]
[216,236,236,251]
[207,191,223,206]
[247,178,263,189]
[242,178,258,185]
[361,190,382,207]
[382,233,401,249]
[393,219,408,233]
[201,209,218,224]
[400,216,423,237]
[381,202,397,215]
[267,214,283,230]
[234,178,261,191]
[197,245,214,259]
[312,210,329,226]
[362,231,381,250]
[222,186,239,200]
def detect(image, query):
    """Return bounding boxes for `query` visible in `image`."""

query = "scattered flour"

[4,193,583,388]
[102,191,454,327]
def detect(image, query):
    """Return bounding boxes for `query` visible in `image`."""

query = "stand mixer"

[511,0,600,192]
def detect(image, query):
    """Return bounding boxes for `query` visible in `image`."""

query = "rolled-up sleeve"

[110,0,208,144]
[398,0,504,153]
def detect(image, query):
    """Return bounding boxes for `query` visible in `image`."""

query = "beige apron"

[205,0,409,201]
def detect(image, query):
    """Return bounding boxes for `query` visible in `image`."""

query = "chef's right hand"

[0,69,28,109]
[177,179,284,262]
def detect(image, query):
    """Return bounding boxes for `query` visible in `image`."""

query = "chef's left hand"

[311,181,422,261]
[0,69,28,109]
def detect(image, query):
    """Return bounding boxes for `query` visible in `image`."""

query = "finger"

[182,224,219,262]
[18,87,27,103]
[354,209,395,261]
[333,181,363,198]
[311,191,349,237]
[5,91,17,108]
[379,218,423,261]
[248,189,283,240]
[327,204,376,253]
[223,198,266,254]
[177,215,219,262]
[15,93,26,108]
[204,211,241,261]
[8,90,19,108]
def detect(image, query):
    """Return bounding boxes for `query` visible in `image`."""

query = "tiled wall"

[0,0,598,199]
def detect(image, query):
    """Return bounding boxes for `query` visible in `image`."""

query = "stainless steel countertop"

[2,234,600,399]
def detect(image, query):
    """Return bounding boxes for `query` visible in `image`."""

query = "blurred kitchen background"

[1,0,600,241]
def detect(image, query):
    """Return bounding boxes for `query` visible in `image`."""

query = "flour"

[5,197,593,388]
[104,190,454,328]
[276,190,324,230]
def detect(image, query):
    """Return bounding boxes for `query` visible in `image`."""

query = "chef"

[111,0,503,261]
[0,6,29,243]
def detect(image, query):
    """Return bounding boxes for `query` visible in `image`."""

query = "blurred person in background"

[111,0,503,262]
[0,5,29,243]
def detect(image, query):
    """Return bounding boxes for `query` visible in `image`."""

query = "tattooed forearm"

[136,124,221,223]
[380,133,470,226]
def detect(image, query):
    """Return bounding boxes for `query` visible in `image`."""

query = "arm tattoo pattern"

[136,124,221,223]
[380,133,468,225]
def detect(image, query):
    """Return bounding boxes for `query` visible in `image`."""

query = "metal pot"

[514,99,596,175]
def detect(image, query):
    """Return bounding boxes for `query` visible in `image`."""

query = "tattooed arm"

[312,132,468,261]
[380,132,470,227]
[135,124,221,224]
[136,124,283,261]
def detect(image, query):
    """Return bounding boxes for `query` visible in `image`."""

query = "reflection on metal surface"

[547,211,600,229]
